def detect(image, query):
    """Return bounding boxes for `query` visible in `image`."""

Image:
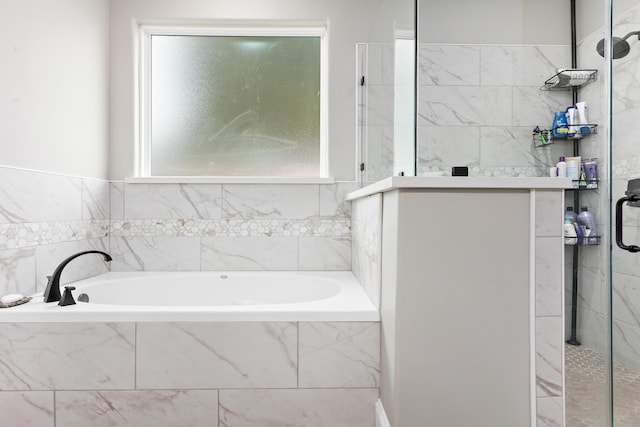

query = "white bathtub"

[1,271,379,322]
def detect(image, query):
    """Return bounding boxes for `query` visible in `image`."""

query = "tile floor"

[565,344,640,427]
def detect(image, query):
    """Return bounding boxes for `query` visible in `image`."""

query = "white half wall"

[0,0,110,179]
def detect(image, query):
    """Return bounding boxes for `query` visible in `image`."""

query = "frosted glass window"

[149,34,321,176]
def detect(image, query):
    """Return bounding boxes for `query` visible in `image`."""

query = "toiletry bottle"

[575,101,591,136]
[566,106,579,136]
[583,158,598,188]
[578,164,587,189]
[564,210,578,245]
[552,112,569,139]
[566,156,581,185]
[577,207,597,237]
[564,207,578,223]
[556,156,567,177]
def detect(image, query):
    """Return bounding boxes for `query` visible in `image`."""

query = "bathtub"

[0,271,379,322]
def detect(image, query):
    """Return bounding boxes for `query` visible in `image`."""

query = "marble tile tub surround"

[351,193,382,308]
[0,166,110,297]
[0,321,380,426]
[0,170,359,297]
[109,181,357,272]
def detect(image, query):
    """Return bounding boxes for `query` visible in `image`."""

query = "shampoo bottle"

[577,207,597,237]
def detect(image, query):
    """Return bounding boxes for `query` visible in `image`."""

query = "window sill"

[124,176,336,184]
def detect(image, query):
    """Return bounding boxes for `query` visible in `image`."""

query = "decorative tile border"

[0,218,351,251]
[0,220,109,251]
[110,218,351,238]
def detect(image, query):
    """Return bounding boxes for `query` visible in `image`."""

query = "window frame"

[137,23,328,178]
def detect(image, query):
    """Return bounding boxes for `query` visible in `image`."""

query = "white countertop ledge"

[346,176,573,200]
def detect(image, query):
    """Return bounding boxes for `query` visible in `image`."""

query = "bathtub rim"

[0,271,380,323]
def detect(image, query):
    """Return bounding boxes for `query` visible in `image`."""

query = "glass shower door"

[610,2,640,426]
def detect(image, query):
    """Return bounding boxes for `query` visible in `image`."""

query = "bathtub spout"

[43,251,112,303]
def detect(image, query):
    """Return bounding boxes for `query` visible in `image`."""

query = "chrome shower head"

[597,31,640,59]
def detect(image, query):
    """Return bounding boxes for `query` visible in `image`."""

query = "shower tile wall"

[420,44,573,177]
[109,182,357,272]
[0,321,380,426]
[360,43,576,178]
[0,166,110,297]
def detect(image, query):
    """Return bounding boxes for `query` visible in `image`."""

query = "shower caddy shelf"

[540,68,598,91]
[565,235,601,246]
[536,66,599,346]
[532,124,598,147]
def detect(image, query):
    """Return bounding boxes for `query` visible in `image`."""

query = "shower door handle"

[615,195,640,252]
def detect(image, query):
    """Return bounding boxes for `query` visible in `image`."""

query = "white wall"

[0,0,110,179]
[367,0,414,43]
[108,0,383,181]
[419,0,571,45]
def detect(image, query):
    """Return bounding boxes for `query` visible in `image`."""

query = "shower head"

[597,31,640,59]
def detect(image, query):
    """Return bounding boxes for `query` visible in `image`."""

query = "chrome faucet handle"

[59,286,77,307]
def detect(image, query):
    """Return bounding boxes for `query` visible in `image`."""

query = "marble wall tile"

[351,194,382,308]
[536,396,563,427]
[536,237,563,317]
[136,322,297,389]
[418,86,512,126]
[201,236,298,270]
[536,316,563,397]
[219,388,378,427]
[480,127,549,168]
[512,87,572,127]
[109,236,200,271]
[56,390,218,427]
[0,248,36,296]
[612,320,640,373]
[366,85,395,127]
[363,125,394,180]
[419,44,480,86]
[612,272,640,326]
[124,184,222,219]
[0,391,54,427]
[110,182,125,219]
[573,260,605,314]
[535,190,563,238]
[222,185,319,220]
[572,309,607,356]
[0,323,135,390]
[299,237,351,271]
[299,322,380,388]
[34,238,110,293]
[480,45,570,87]
[417,126,480,168]
[612,232,640,277]
[0,167,82,223]
[81,179,110,221]
[319,182,358,219]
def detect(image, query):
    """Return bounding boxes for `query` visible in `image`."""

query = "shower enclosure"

[359,0,640,425]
